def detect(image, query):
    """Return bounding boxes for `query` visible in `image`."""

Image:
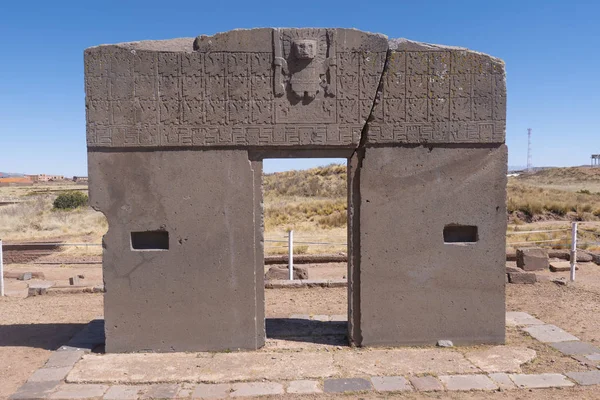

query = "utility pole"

[527,128,532,172]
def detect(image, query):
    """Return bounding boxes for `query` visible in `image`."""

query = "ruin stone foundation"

[85,28,507,352]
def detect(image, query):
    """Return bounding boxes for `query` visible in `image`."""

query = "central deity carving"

[273,29,336,101]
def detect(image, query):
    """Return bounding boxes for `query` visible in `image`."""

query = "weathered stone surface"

[323,378,372,393]
[45,350,85,368]
[192,383,230,399]
[139,384,180,399]
[566,370,600,386]
[508,272,536,284]
[17,272,32,281]
[488,373,517,390]
[9,381,60,400]
[69,276,80,285]
[28,367,72,382]
[409,376,444,392]
[439,374,498,391]
[509,373,574,389]
[103,385,147,400]
[370,376,413,392]
[87,28,507,352]
[522,324,579,343]
[230,382,284,397]
[265,265,308,280]
[287,380,322,394]
[549,341,600,356]
[577,252,593,262]
[586,251,600,265]
[48,384,109,399]
[505,312,544,327]
[437,340,454,348]
[465,346,536,373]
[549,261,576,272]
[354,146,507,346]
[516,248,549,271]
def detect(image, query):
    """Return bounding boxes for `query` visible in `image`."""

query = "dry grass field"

[1,165,600,253]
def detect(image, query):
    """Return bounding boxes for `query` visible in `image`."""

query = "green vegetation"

[53,191,89,210]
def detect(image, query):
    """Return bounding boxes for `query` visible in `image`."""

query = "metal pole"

[288,230,294,281]
[0,239,4,297]
[570,222,578,282]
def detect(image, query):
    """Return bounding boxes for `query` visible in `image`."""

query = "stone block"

[103,385,147,400]
[522,324,579,343]
[488,373,517,390]
[265,266,308,280]
[509,373,574,389]
[140,384,180,399]
[69,276,81,286]
[508,272,536,284]
[409,376,444,392]
[230,382,284,397]
[566,370,600,385]
[505,312,544,327]
[49,384,109,399]
[28,367,72,382]
[465,346,536,373]
[9,381,60,400]
[45,350,85,368]
[286,380,322,394]
[18,272,32,281]
[370,376,413,392]
[439,374,498,391]
[323,378,372,393]
[587,252,600,265]
[516,248,549,271]
[549,341,600,356]
[578,252,593,262]
[192,383,231,399]
[549,261,576,272]
[437,340,454,347]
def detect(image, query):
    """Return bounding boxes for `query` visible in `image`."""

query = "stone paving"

[10,312,600,399]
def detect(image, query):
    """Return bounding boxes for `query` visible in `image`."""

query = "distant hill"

[0,172,24,177]
[513,166,600,193]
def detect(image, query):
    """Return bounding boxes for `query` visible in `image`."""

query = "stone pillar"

[89,150,264,352]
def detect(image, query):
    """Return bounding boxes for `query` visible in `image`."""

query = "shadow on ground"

[0,323,87,350]
[266,318,348,345]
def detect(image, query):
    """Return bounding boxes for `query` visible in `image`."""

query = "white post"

[0,239,4,297]
[570,222,578,282]
[288,230,294,281]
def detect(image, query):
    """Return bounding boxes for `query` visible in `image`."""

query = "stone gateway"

[85,28,507,352]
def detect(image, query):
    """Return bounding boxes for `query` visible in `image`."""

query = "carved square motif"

[158,53,180,77]
[384,99,406,123]
[451,52,472,74]
[361,52,385,76]
[227,76,249,101]
[251,75,272,100]
[134,51,156,76]
[112,100,134,125]
[85,52,108,77]
[337,74,359,100]
[493,75,506,97]
[407,75,428,98]
[473,74,492,97]
[182,99,203,124]
[205,53,225,76]
[158,76,179,98]
[429,97,449,122]
[86,77,110,100]
[138,125,159,146]
[228,53,248,76]
[493,96,506,121]
[450,75,472,98]
[337,100,359,124]
[205,101,227,125]
[182,75,203,100]
[86,100,110,125]
[429,52,450,75]
[359,74,380,100]
[134,99,158,124]
[181,53,203,76]
[406,98,428,122]
[450,97,471,121]
[407,52,429,75]
[384,73,406,99]
[473,97,493,120]
[387,52,405,75]
[361,99,382,123]
[471,54,492,74]
[428,75,450,99]
[251,101,272,124]
[111,50,133,77]
[111,77,134,100]
[205,76,226,100]
[159,98,181,125]
[337,52,359,76]
[251,53,272,76]
[134,76,155,100]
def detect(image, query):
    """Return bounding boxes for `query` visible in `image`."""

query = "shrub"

[578,189,592,195]
[53,191,89,210]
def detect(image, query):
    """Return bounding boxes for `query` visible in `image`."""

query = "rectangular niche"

[444,225,478,244]
[131,231,169,250]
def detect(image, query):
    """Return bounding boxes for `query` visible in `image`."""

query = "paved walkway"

[10,312,600,399]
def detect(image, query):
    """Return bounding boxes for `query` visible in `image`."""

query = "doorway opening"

[262,157,349,347]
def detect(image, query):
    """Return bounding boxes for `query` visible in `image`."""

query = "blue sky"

[1,0,598,175]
